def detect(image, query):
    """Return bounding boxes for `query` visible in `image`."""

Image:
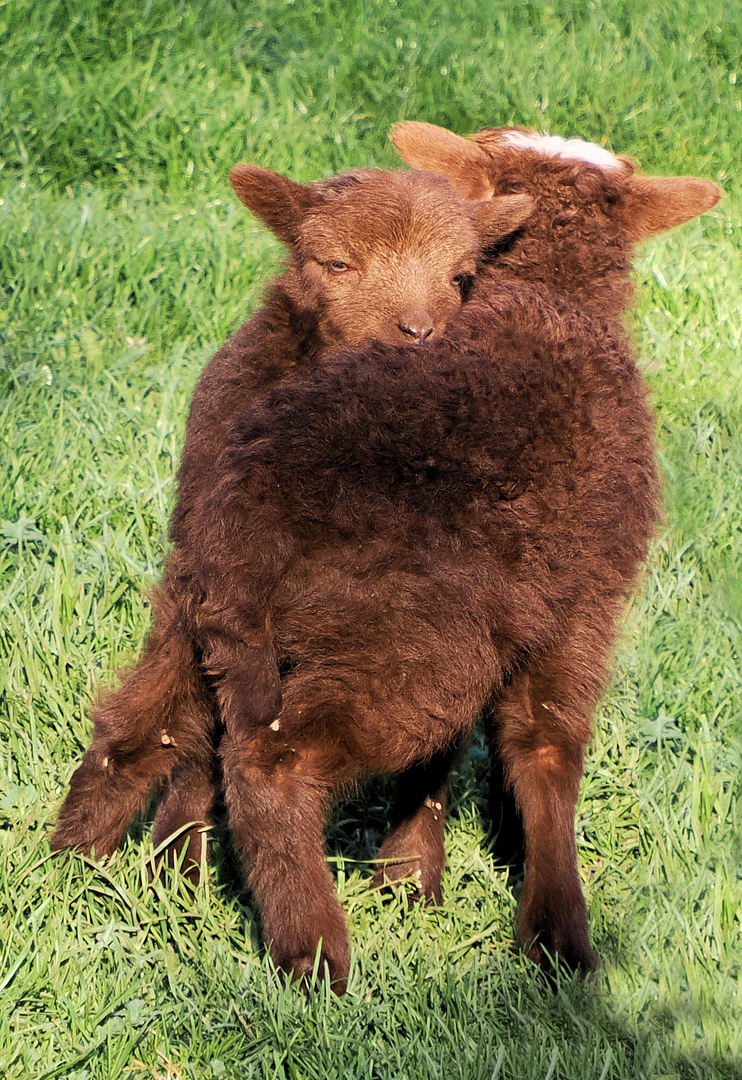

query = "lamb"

[381,121,722,957]
[50,164,532,872]
[51,129,720,994]
[166,127,718,988]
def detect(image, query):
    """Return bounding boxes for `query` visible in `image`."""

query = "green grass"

[1,1,741,1076]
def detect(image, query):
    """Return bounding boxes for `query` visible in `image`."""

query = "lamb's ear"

[471,193,534,246]
[229,163,316,245]
[625,175,722,238]
[390,121,496,200]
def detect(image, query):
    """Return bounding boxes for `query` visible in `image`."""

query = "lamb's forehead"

[497,130,624,172]
[304,169,478,253]
[317,167,467,211]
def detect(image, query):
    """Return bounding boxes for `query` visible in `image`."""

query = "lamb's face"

[295,171,485,349]
[229,163,533,351]
[389,122,721,320]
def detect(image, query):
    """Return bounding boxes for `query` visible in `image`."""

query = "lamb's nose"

[398,321,434,341]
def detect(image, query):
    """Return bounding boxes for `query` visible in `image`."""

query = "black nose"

[398,321,434,341]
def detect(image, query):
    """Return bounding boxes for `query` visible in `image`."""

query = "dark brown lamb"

[388,121,721,903]
[183,281,655,988]
[50,165,531,870]
[51,127,720,993]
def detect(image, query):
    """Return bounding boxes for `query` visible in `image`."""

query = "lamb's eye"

[453,272,474,298]
[325,260,350,274]
[499,177,525,194]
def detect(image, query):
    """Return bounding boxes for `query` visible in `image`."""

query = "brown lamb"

[51,127,720,994]
[388,121,721,886]
[50,167,531,865]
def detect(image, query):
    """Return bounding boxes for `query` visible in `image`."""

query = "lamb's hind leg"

[372,740,464,904]
[51,593,213,858]
[146,601,282,878]
[492,629,609,974]
[151,746,218,882]
[482,705,525,872]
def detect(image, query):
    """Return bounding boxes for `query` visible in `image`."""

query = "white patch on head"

[501,130,622,171]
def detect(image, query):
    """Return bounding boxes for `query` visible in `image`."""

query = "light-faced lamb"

[50,165,532,874]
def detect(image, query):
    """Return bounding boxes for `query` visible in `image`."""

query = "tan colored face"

[296,171,484,348]
[229,164,533,350]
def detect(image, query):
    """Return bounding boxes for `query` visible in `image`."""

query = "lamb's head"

[391,121,722,316]
[229,163,533,350]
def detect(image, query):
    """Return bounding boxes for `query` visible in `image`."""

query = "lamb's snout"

[397,313,434,342]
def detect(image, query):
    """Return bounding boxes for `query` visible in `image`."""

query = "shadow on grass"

[129,728,739,1079]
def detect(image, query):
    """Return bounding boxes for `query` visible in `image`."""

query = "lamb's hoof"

[150,828,208,886]
[373,823,445,906]
[520,928,599,980]
[273,945,349,996]
[372,858,442,906]
[266,906,351,996]
[148,852,204,887]
[49,829,114,860]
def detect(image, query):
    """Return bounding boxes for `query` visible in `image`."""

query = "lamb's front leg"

[372,740,463,903]
[220,728,351,993]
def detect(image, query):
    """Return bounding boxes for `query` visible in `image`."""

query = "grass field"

[1,1,741,1077]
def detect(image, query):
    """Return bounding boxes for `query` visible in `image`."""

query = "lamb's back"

[224,284,657,587]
